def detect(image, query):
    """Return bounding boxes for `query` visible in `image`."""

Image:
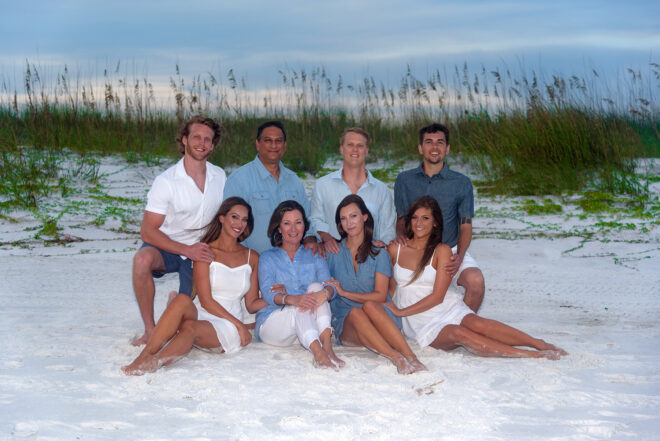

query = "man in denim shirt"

[223,121,315,254]
[394,123,485,312]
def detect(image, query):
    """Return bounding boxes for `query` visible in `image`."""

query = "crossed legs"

[430,313,567,359]
[122,294,220,375]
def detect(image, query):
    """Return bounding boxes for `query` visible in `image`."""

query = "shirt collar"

[253,155,290,180]
[332,167,375,185]
[416,161,450,179]
[174,157,188,179]
[174,157,221,182]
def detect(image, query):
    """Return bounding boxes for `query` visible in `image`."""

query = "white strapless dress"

[194,253,251,354]
[393,247,473,347]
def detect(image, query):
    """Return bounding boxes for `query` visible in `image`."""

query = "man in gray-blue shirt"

[223,121,315,253]
[394,123,485,312]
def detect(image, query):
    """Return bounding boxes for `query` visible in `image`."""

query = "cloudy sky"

[1,0,658,91]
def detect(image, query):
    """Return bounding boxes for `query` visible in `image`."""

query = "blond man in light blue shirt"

[310,128,396,254]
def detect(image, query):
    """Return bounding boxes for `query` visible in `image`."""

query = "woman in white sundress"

[122,197,266,375]
[386,196,567,359]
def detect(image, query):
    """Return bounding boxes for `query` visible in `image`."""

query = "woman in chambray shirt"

[324,195,427,374]
[256,200,344,370]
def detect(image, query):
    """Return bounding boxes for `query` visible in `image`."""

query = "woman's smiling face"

[279,209,305,247]
[410,207,435,239]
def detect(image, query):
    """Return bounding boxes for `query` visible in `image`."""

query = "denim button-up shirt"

[394,163,473,248]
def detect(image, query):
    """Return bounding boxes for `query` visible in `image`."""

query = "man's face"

[418,131,449,165]
[256,126,286,165]
[339,132,368,167]
[182,123,215,161]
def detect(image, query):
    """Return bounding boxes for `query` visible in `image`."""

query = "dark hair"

[404,196,444,284]
[418,123,450,146]
[200,197,254,244]
[335,194,379,264]
[175,115,222,155]
[267,200,309,247]
[256,120,287,142]
[339,127,370,147]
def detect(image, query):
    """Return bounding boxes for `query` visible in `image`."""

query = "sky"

[0,0,658,96]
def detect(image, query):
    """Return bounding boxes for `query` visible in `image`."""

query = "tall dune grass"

[0,60,658,209]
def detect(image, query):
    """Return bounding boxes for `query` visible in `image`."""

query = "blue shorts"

[141,242,193,296]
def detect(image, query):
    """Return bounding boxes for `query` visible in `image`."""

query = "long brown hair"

[335,194,380,264]
[199,197,254,244]
[404,196,444,284]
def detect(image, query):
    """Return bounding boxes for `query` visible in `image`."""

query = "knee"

[171,294,193,310]
[464,315,489,334]
[179,319,197,335]
[347,307,367,323]
[133,249,157,272]
[460,269,485,293]
[445,324,469,342]
[362,301,381,315]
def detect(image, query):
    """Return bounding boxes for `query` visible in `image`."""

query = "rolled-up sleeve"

[457,178,474,219]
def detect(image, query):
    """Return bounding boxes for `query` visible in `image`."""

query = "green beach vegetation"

[1,60,658,214]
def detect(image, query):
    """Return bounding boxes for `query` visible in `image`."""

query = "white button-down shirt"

[145,157,226,246]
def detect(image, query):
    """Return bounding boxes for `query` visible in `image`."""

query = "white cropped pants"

[259,284,332,350]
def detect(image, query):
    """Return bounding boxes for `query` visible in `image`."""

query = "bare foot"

[393,357,415,375]
[121,354,159,375]
[539,341,568,356]
[313,351,338,371]
[406,356,428,373]
[320,336,345,368]
[131,332,151,347]
[539,350,562,360]
[324,348,345,368]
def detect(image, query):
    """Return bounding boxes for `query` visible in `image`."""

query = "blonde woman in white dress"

[122,197,266,375]
[386,197,567,359]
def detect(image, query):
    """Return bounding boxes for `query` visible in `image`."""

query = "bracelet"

[281,294,288,306]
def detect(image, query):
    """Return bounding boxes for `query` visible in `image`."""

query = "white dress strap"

[247,248,251,264]
[427,246,437,266]
[395,244,402,264]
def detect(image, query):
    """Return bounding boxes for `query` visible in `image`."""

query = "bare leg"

[131,247,166,345]
[430,324,556,359]
[320,327,345,368]
[122,295,197,375]
[362,301,427,372]
[155,319,221,367]
[340,307,414,375]
[457,267,485,313]
[461,314,567,355]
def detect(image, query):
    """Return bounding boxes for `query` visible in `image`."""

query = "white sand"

[1,156,659,440]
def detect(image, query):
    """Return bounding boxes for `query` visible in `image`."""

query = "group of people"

[122,117,566,375]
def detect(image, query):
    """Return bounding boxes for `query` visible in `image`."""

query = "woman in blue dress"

[324,195,427,374]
